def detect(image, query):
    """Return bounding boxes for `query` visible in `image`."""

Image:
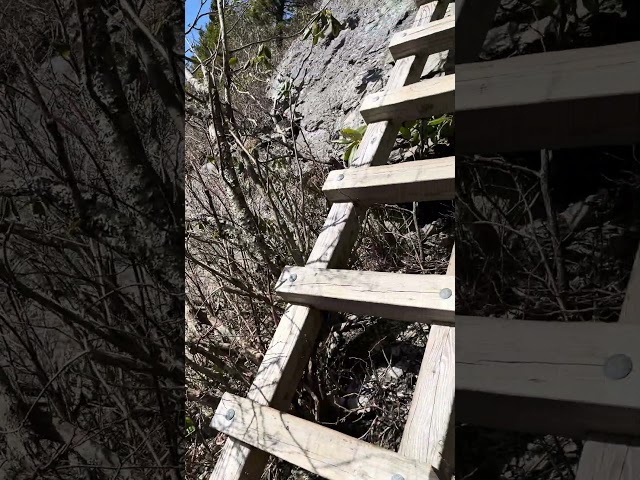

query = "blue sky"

[185,0,211,47]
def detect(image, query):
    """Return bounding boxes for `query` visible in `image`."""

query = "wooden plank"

[456,41,640,153]
[619,243,640,325]
[276,267,455,324]
[212,393,440,480]
[577,243,640,479]
[323,157,455,204]
[576,436,640,480]
[209,2,453,479]
[389,16,455,60]
[361,74,454,124]
[399,247,455,479]
[457,316,640,437]
[455,0,501,64]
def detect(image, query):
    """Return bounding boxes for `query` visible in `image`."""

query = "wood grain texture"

[456,41,640,153]
[361,74,454,124]
[457,316,640,437]
[577,437,640,480]
[213,393,440,480]
[275,267,455,324]
[209,2,453,479]
[577,243,640,479]
[323,157,455,204]
[389,15,455,60]
[399,248,456,479]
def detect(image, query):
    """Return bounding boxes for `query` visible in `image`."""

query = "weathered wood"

[276,267,455,324]
[323,157,455,204]
[399,247,455,479]
[576,436,640,480]
[576,243,640,479]
[209,2,453,479]
[213,393,440,480]
[455,0,501,64]
[457,316,640,437]
[389,16,455,60]
[619,243,640,326]
[361,75,454,124]
[456,41,640,153]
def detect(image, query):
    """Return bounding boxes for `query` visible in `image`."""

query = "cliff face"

[272,0,632,166]
[272,0,420,164]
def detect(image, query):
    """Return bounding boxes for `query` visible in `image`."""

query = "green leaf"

[344,143,356,164]
[340,128,364,142]
[427,115,448,126]
[229,57,238,66]
[331,17,343,37]
[303,26,313,40]
[399,127,412,141]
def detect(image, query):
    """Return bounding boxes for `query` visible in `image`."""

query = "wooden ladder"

[209,1,457,479]
[454,1,640,478]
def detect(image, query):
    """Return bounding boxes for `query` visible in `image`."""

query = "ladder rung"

[457,41,640,152]
[275,267,454,324]
[389,16,455,60]
[323,157,455,204]
[361,75,454,124]
[212,393,440,480]
[457,316,640,437]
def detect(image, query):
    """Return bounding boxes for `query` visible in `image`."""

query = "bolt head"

[225,409,235,420]
[289,273,297,282]
[337,174,345,181]
[604,354,632,380]
[391,475,405,480]
[439,288,452,299]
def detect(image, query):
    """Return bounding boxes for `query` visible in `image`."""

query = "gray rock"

[271,0,427,163]
[378,366,404,383]
[519,16,558,47]
[481,21,519,59]
[386,366,405,381]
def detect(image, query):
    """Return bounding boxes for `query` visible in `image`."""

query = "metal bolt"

[391,474,405,480]
[289,273,297,282]
[439,288,452,299]
[337,174,345,181]
[225,409,235,421]
[604,354,632,380]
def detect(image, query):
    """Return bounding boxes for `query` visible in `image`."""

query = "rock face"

[272,0,420,163]
[272,0,631,166]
